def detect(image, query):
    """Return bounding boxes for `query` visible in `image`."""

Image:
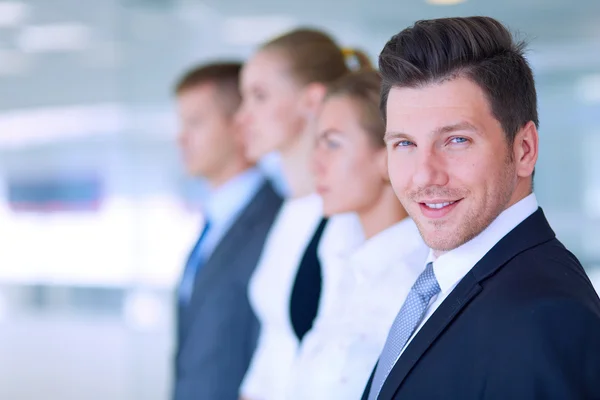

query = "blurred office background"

[0,0,598,398]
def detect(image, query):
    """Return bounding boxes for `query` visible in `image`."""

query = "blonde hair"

[325,69,385,147]
[261,28,373,86]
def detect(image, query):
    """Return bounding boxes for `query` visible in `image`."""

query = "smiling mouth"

[417,199,463,218]
[423,201,457,209]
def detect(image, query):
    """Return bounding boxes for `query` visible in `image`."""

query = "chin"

[250,143,272,161]
[245,149,262,163]
[421,218,485,254]
[322,201,349,217]
[413,219,459,252]
[423,235,464,253]
[185,166,201,177]
[321,205,336,217]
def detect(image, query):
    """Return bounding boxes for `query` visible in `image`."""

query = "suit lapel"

[378,273,482,399]
[179,182,280,344]
[178,221,253,348]
[362,365,376,400]
[378,208,556,399]
[191,219,252,298]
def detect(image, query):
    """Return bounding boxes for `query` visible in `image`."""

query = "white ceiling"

[0,0,598,111]
[198,0,600,42]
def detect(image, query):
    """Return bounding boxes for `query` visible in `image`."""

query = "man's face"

[177,84,239,182]
[385,77,524,253]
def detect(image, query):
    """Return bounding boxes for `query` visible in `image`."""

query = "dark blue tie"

[178,221,211,305]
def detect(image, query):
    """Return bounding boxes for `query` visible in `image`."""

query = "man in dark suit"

[172,62,282,400]
[363,16,600,400]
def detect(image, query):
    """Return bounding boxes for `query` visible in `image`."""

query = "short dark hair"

[174,61,242,116]
[379,16,538,145]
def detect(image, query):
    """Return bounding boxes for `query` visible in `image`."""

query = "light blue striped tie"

[368,262,440,400]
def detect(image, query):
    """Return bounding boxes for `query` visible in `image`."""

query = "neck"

[433,249,446,259]
[279,126,316,199]
[507,178,533,210]
[206,158,253,189]
[358,189,409,240]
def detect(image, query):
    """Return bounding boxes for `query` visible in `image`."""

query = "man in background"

[173,62,282,400]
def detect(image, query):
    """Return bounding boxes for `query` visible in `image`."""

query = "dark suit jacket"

[174,181,282,400]
[362,208,600,400]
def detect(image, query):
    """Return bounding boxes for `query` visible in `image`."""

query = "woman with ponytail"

[237,29,369,400]
[283,69,428,399]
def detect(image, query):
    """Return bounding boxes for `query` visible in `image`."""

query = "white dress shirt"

[398,193,539,359]
[241,193,322,400]
[241,195,364,400]
[284,217,429,400]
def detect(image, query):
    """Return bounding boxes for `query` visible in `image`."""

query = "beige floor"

[0,290,174,400]
[0,268,598,400]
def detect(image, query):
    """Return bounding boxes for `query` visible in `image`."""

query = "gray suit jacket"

[174,181,283,400]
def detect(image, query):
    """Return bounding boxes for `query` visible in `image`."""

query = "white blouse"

[240,194,364,400]
[283,217,429,400]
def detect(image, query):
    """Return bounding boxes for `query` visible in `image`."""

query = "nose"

[412,148,449,189]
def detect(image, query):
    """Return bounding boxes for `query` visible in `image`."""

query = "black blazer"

[362,208,600,400]
[174,181,283,400]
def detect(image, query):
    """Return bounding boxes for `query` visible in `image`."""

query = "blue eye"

[396,140,414,148]
[326,139,340,149]
[450,137,468,144]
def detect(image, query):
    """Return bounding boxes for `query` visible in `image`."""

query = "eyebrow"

[436,121,478,135]
[384,121,479,142]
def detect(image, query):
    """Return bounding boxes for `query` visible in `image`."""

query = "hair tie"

[343,47,363,70]
[341,47,355,57]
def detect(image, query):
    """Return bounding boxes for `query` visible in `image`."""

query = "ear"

[299,82,328,117]
[513,120,538,179]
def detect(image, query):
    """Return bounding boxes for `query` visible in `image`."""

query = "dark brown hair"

[174,61,242,116]
[261,28,372,86]
[325,70,385,148]
[379,16,538,144]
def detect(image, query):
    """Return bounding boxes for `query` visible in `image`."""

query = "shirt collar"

[318,212,365,263]
[350,217,428,278]
[203,167,264,227]
[430,193,539,293]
